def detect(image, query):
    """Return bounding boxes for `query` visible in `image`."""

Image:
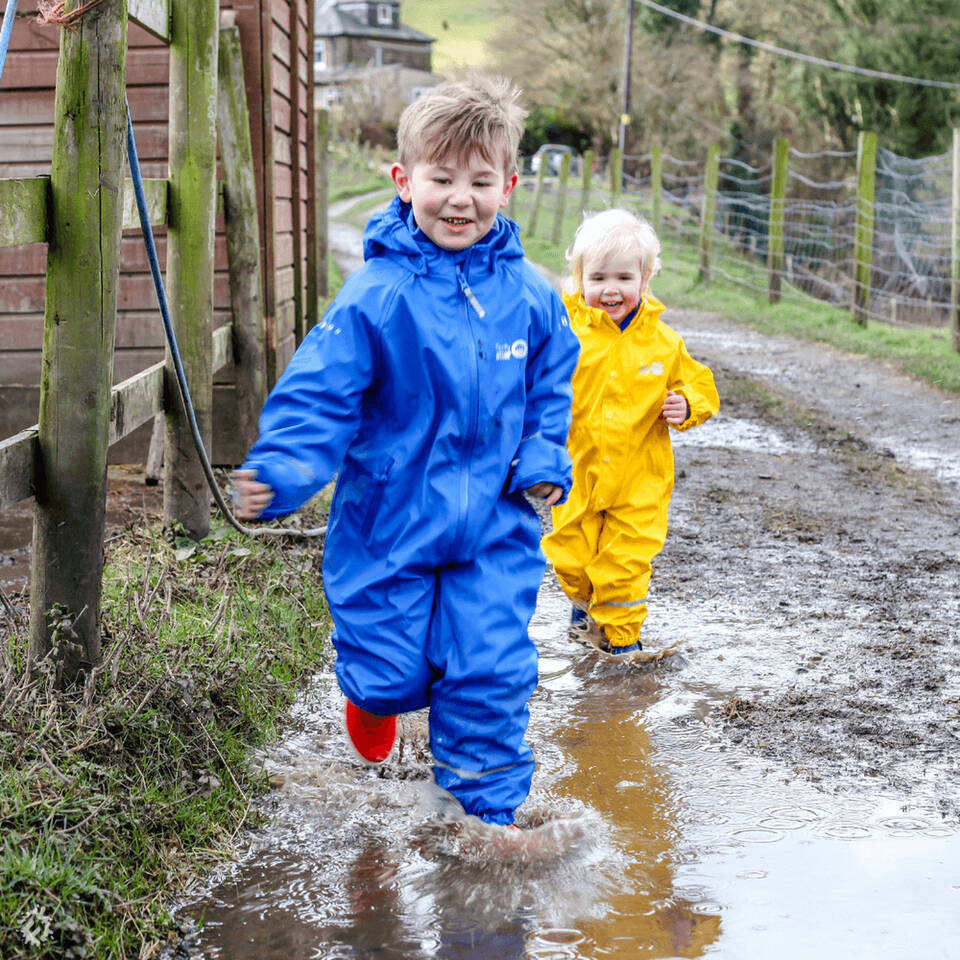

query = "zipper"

[454,262,482,549]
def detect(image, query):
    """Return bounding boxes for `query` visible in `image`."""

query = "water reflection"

[549,666,721,958]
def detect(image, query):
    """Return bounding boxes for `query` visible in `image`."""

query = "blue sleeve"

[239,293,377,519]
[507,288,579,502]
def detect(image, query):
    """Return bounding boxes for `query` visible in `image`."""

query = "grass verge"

[0,498,332,959]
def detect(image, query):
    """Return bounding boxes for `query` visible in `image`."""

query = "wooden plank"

[767,137,789,304]
[953,128,960,352]
[1,324,233,509]
[108,361,165,445]
[129,0,171,42]
[121,176,168,229]
[0,178,48,245]
[29,1,129,675]
[218,23,267,452]
[0,123,169,164]
[851,131,877,325]
[697,143,720,284]
[0,427,38,510]
[165,0,220,538]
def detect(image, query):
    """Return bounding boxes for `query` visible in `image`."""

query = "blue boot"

[570,605,589,625]
[599,636,641,655]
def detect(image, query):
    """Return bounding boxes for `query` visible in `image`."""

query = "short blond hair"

[567,208,663,294]
[396,74,527,177]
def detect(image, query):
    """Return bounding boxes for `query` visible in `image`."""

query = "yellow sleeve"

[669,338,719,431]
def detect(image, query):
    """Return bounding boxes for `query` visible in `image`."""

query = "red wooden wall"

[0,0,316,462]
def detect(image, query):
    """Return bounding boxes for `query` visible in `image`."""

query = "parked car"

[530,143,578,176]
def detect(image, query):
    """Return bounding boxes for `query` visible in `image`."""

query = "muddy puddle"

[165,313,960,960]
[171,567,960,960]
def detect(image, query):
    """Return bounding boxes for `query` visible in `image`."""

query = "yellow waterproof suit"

[543,292,719,647]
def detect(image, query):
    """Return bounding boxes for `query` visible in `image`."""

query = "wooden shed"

[0,0,317,463]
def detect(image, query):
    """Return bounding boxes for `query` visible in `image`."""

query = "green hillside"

[401,0,495,72]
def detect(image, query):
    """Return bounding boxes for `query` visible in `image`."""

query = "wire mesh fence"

[518,137,958,334]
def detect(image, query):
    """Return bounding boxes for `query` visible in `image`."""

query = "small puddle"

[173,572,960,959]
[672,414,813,456]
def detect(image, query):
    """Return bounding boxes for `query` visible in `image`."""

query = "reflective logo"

[496,339,528,361]
[638,361,664,376]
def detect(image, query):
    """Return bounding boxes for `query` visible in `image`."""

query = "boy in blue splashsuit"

[232,76,579,828]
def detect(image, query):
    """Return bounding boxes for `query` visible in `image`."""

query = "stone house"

[314,0,438,121]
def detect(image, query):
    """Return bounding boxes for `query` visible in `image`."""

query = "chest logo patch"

[638,361,664,376]
[496,340,528,361]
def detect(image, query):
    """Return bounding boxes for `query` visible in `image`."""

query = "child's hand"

[229,469,275,520]
[660,390,690,425]
[525,482,563,506]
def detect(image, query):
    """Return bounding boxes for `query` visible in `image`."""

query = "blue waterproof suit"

[240,198,579,824]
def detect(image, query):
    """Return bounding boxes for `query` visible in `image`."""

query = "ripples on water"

[175,461,960,960]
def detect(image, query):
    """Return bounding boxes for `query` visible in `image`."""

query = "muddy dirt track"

[656,309,960,819]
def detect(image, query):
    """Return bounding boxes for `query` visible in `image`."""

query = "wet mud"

[666,312,960,819]
[168,306,960,959]
[6,214,960,955]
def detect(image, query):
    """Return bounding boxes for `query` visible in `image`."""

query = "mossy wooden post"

[165,0,219,538]
[315,108,330,300]
[767,137,789,304]
[218,22,266,455]
[697,143,720,283]
[851,130,877,326]
[609,147,622,204]
[527,159,547,239]
[951,128,960,352]
[650,144,662,232]
[29,0,128,683]
[550,151,572,246]
[579,149,594,216]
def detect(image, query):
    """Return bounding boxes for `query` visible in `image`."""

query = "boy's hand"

[229,469,275,520]
[525,482,563,506]
[660,390,690,425]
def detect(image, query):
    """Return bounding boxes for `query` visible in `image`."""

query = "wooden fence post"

[29,0,128,683]
[315,108,330,301]
[550,151,572,246]
[527,159,547,239]
[650,144,662,232]
[579,149,594,216]
[164,0,219,539]
[609,148,623,204]
[851,130,877,326]
[767,137,789,304]
[697,143,720,283]
[951,128,960,352]
[218,22,266,457]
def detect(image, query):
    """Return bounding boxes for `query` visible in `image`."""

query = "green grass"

[1,501,333,959]
[327,140,391,203]
[401,0,495,70]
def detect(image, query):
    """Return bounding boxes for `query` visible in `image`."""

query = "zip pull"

[456,266,486,318]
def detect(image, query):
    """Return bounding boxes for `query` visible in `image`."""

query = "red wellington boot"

[344,700,397,763]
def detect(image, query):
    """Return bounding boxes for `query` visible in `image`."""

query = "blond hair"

[566,208,663,294]
[396,74,527,177]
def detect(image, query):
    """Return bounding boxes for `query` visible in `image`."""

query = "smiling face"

[581,249,649,324]
[391,152,517,251]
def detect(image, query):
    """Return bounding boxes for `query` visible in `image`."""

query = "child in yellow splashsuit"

[543,209,719,654]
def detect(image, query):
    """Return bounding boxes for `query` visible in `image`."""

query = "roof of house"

[316,2,435,45]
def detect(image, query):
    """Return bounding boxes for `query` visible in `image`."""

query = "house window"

[314,39,326,72]
[376,4,392,26]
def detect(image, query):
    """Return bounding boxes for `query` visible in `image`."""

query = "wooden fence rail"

[0,0,288,686]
